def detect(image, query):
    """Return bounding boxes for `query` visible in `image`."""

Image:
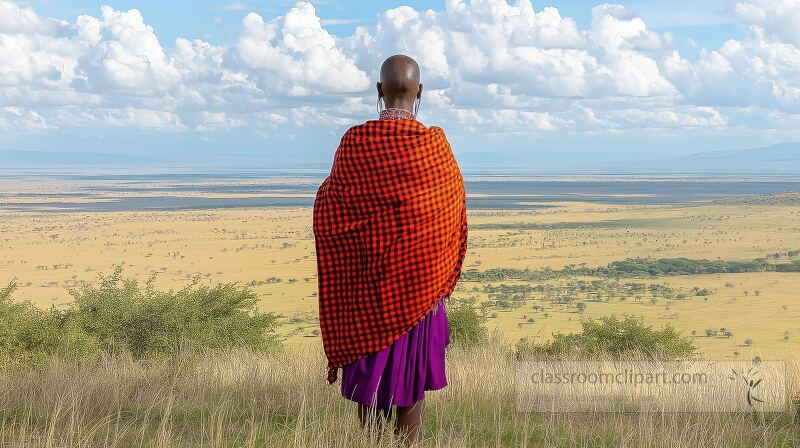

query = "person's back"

[313,55,467,444]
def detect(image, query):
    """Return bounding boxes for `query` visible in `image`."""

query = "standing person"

[313,54,468,444]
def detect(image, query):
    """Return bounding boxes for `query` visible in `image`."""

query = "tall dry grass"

[0,343,797,447]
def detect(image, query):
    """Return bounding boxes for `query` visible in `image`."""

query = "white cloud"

[590,4,676,97]
[236,4,369,95]
[267,112,288,125]
[219,3,248,12]
[734,0,800,45]
[320,18,361,26]
[490,109,565,131]
[1,106,52,130]
[0,1,62,34]
[611,106,728,128]
[194,112,245,131]
[78,6,181,92]
[0,0,798,138]
[102,108,184,130]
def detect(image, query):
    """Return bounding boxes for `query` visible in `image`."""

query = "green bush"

[0,268,282,369]
[446,298,488,348]
[516,315,697,360]
[0,279,63,368]
[63,267,281,358]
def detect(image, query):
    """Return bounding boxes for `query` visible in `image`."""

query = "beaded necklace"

[379,107,415,121]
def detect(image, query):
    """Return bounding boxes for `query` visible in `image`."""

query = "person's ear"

[376,82,383,99]
[417,83,424,99]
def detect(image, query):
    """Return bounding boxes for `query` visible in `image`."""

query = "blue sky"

[35,1,742,46]
[1,0,799,167]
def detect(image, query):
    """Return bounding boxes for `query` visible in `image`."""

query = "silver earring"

[413,97,421,118]
[376,97,384,115]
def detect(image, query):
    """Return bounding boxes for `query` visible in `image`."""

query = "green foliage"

[461,257,800,283]
[0,280,17,302]
[64,267,281,358]
[516,315,697,360]
[446,299,488,348]
[0,268,281,369]
[0,279,64,368]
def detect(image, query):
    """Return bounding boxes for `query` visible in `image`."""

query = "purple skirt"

[341,298,449,409]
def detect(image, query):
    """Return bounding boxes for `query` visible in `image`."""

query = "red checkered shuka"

[313,118,468,384]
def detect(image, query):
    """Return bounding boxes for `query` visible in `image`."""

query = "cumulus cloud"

[79,7,180,92]
[236,4,370,95]
[102,108,184,130]
[0,0,798,137]
[1,106,52,130]
[734,0,800,45]
[193,112,245,131]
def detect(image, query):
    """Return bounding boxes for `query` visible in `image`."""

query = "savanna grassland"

[2,179,800,447]
[2,190,799,360]
[1,347,798,447]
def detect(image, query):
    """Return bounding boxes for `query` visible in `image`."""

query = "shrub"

[0,280,64,368]
[446,298,488,348]
[62,267,282,358]
[516,315,697,360]
[0,268,282,369]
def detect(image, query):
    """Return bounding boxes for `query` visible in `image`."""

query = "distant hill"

[642,142,800,173]
[576,142,800,174]
[457,142,800,173]
[683,142,800,161]
[1,142,798,174]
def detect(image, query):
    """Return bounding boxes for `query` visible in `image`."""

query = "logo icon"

[728,366,765,407]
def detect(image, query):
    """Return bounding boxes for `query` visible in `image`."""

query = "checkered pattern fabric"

[313,117,468,384]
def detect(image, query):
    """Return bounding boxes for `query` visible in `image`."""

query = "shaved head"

[377,55,423,113]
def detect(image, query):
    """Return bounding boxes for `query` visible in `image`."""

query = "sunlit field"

[2,190,799,360]
[2,178,800,447]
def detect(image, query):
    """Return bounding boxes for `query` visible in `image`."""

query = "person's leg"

[358,403,391,440]
[395,400,424,445]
